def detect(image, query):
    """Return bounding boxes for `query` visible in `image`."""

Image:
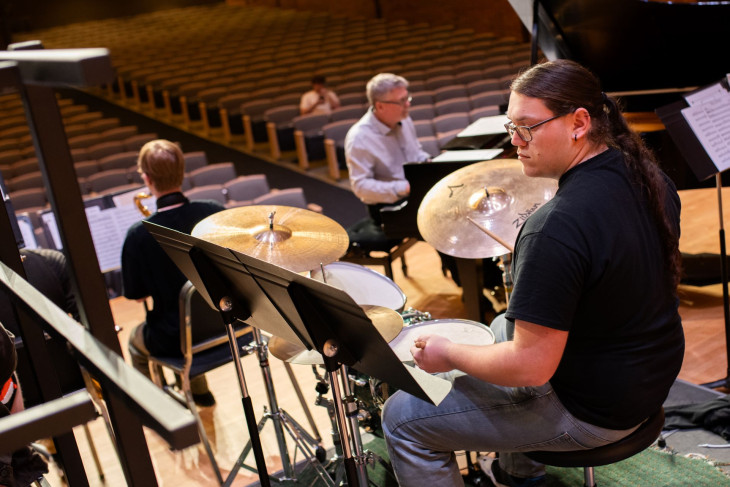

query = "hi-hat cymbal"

[417,159,557,259]
[268,305,404,365]
[191,205,349,272]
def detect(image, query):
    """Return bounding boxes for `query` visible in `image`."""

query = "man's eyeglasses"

[504,114,565,142]
[379,95,413,106]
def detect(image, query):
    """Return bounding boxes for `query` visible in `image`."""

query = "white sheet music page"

[402,363,452,406]
[681,84,730,172]
[432,148,504,162]
[457,114,510,138]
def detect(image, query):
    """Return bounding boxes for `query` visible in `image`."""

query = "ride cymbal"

[268,305,404,365]
[191,205,349,272]
[417,159,557,259]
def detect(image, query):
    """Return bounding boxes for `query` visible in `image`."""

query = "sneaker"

[480,456,546,487]
[192,391,216,407]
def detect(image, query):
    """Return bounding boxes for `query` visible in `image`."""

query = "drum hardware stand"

[234,327,332,485]
[312,365,395,485]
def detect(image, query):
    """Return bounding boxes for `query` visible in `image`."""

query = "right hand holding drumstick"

[411,334,455,373]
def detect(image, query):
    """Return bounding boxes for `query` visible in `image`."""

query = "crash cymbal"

[268,305,404,365]
[191,205,349,272]
[417,159,557,259]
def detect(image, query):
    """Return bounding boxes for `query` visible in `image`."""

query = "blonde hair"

[137,139,184,192]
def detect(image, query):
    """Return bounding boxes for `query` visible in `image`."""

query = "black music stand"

[657,77,730,390]
[143,222,449,487]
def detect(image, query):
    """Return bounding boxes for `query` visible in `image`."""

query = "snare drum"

[310,261,407,311]
[389,319,495,362]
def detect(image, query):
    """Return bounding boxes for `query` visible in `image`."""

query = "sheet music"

[86,205,145,272]
[457,114,510,138]
[681,85,730,172]
[432,149,503,162]
[403,364,452,406]
[41,211,62,249]
[16,215,37,249]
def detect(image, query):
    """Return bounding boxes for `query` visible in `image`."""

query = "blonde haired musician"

[121,140,225,407]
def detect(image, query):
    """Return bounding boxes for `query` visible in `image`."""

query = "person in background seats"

[381,60,684,487]
[121,139,224,407]
[300,75,340,116]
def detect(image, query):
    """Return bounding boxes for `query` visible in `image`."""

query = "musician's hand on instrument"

[410,334,453,373]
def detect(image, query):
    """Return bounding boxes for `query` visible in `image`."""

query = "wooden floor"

[46,188,730,486]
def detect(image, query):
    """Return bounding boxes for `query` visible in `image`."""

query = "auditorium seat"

[435,97,472,116]
[470,90,510,109]
[9,171,43,192]
[330,105,367,123]
[87,141,125,161]
[322,119,357,180]
[124,133,158,152]
[98,151,139,172]
[188,162,236,187]
[433,113,471,138]
[101,126,138,142]
[74,160,100,179]
[85,169,131,194]
[433,84,469,103]
[410,90,435,106]
[182,151,208,173]
[469,106,501,123]
[10,158,39,178]
[223,174,270,206]
[264,104,300,160]
[413,120,435,138]
[425,74,457,91]
[184,184,227,205]
[241,98,275,150]
[8,187,47,211]
[467,79,504,96]
[408,104,436,121]
[292,112,330,171]
[252,187,322,213]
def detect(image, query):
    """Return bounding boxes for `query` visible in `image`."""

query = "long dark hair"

[510,59,681,288]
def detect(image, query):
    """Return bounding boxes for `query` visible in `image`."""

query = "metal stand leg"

[232,328,331,485]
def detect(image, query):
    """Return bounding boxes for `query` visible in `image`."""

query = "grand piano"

[381,0,730,322]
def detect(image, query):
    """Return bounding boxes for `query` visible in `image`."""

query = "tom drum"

[310,261,407,312]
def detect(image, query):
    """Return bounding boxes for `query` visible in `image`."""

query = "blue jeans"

[381,315,638,486]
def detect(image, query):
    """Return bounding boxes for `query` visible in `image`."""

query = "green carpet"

[285,438,730,486]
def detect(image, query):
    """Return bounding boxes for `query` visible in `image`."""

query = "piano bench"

[341,237,418,281]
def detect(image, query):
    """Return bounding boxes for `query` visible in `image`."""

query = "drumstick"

[466,216,514,252]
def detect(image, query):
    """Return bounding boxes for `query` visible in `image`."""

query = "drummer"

[381,59,684,487]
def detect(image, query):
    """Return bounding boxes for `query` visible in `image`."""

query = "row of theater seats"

[15,3,529,180]
[260,87,508,179]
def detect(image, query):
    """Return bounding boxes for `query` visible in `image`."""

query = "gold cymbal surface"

[191,205,349,272]
[417,159,557,259]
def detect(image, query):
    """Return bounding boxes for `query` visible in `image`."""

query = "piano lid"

[509,0,730,93]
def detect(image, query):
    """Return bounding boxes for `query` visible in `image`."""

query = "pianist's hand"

[411,334,454,373]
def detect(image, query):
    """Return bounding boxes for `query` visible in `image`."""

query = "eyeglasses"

[379,95,413,106]
[504,114,565,142]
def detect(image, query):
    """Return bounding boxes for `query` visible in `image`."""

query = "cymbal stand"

[233,327,332,485]
[312,365,394,486]
[496,253,513,305]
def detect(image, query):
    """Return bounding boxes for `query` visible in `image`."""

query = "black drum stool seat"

[525,407,665,487]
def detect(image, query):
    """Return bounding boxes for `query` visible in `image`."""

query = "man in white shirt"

[300,75,341,115]
[345,73,430,209]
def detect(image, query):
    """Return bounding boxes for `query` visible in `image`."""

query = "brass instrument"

[134,192,152,217]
